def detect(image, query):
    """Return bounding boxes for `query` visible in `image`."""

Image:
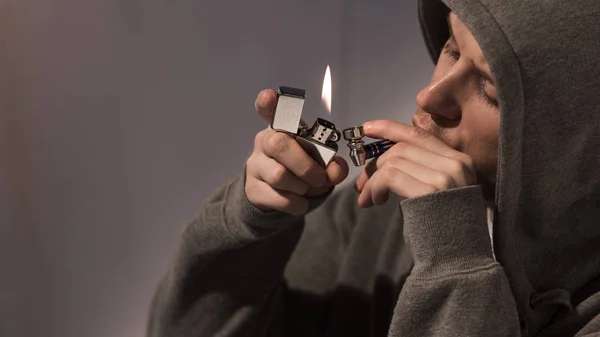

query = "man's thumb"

[254,89,278,124]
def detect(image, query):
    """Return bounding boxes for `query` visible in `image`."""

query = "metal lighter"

[271,86,342,167]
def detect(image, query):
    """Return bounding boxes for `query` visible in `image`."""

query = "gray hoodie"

[147,0,600,336]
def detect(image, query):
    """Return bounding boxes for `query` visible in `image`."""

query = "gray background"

[1,0,432,336]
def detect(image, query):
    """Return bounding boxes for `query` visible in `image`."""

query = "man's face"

[413,12,499,200]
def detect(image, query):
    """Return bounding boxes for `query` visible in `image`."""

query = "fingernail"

[363,122,373,130]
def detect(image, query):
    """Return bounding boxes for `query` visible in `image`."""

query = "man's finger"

[305,156,350,197]
[247,152,310,196]
[374,143,470,187]
[357,177,375,208]
[357,167,437,207]
[354,157,378,192]
[363,120,456,157]
[327,156,350,185]
[254,89,278,123]
[260,131,328,188]
[245,177,309,216]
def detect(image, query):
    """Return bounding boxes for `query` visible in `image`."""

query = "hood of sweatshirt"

[419,0,600,334]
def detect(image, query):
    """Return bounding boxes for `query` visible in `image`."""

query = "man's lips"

[412,113,455,148]
[412,114,429,131]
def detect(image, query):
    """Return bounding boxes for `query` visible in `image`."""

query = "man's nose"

[415,70,462,120]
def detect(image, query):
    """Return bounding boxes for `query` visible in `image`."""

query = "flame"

[321,65,332,113]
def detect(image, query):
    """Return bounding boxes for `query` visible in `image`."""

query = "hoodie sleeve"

[146,170,338,337]
[388,185,522,336]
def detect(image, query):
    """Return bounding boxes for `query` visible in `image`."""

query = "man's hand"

[355,120,477,207]
[245,89,349,216]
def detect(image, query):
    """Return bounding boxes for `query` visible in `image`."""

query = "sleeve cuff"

[400,185,495,278]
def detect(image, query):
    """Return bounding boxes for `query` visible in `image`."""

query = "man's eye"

[442,44,460,60]
[479,78,499,108]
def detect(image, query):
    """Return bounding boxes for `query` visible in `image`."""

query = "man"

[148,0,600,336]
